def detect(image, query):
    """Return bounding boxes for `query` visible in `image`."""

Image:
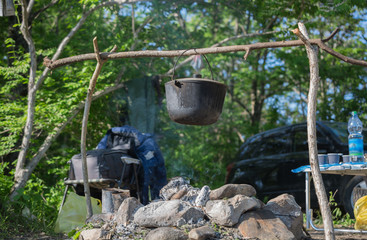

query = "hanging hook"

[171,48,214,87]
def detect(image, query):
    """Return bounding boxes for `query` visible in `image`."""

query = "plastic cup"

[318,154,328,165]
[342,155,350,163]
[328,153,340,164]
[350,155,360,162]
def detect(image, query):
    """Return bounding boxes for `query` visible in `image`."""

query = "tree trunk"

[11,0,37,200]
[296,22,335,240]
[250,51,268,128]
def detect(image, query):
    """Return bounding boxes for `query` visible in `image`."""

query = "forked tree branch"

[80,37,117,218]
[295,23,335,240]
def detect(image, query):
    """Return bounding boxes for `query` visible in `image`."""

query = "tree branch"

[295,22,335,240]
[292,87,308,104]
[292,28,312,48]
[27,0,35,14]
[12,0,38,198]
[322,28,339,42]
[37,0,137,91]
[292,27,365,67]
[231,95,252,116]
[213,30,280,48]
[43,39,308,69]
[29,0,60,27]
[44,28,367,70]
[317,39,367,66]
[132,4,137,40]
[80,38,117,218]
[136,16,154,36]
[80,37,109,218]
[165,30,279,76]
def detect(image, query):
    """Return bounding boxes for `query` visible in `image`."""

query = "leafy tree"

[0,0,366,235]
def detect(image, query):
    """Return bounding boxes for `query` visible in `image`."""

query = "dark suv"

[225,121,367,216]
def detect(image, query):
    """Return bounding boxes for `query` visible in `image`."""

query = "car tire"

[342,176,367,218]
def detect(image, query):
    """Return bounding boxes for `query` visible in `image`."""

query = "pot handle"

[172,49,214,83]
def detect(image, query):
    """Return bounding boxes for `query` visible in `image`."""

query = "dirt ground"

[7,224,367,240]
[9,229,367,240]
[8,230,367,240]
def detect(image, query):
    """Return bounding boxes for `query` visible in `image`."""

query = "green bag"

[54,192,101,233]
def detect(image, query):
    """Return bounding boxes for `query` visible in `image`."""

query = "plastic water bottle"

[348,111,364,162]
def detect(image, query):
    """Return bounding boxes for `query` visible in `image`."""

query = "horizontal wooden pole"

[44,31,367,70]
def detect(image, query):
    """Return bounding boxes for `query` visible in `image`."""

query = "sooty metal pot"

[165,51,227,125]
[165,75,227,125]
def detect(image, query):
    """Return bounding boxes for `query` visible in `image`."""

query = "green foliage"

[329,191,356,227]
[0,163,13,236]
[313,191,356,227]
[67,223,94,240]
[0,162,13,200]
[0,162,66,237]
[0,1,367,235]
[0,36,30,156]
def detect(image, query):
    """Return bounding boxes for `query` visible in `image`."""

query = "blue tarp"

[97,125,167,205]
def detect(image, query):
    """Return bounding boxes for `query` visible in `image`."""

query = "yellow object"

[354,195,367,230]
[54,192,101,233]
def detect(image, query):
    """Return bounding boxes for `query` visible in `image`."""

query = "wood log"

[102,188,130,213]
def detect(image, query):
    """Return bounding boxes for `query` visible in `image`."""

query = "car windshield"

[322,122,367,144]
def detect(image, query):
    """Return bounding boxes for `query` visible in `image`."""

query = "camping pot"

[165,51,227,125]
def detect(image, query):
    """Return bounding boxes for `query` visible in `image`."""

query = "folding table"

[292,163,367,233]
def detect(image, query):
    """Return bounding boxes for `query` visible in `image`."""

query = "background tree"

[0,0,366,236]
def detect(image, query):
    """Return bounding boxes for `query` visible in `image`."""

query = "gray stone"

[238,209,296,240]
[145,227,188,240]
[195,185,210,207]
[188,225,216,240]
[264,194,302,217]
[160,177,190,200]
[171,188,188,200]
[264,194,304,240]
[86,213,114,227]
[181,187,200,205]
[209,184,256,200]
[79,228,102,240]
[115,197,143,226]
[134,199,205,227]
[158,177,202,205]
[205,194,261,226]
